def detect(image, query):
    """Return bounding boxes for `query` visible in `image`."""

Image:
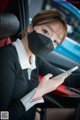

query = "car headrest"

[0,13,20,40]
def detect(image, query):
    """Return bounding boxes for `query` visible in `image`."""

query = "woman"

[0,10,68,120]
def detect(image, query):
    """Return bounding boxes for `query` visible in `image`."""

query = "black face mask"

[27,30,54,56]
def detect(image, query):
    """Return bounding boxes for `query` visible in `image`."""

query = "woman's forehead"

[47,22,63,32]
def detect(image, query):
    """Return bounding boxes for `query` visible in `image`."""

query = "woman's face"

[34,22,64,48]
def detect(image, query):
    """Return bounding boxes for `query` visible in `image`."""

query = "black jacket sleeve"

[0,47,25,120]
[37,57,62,77]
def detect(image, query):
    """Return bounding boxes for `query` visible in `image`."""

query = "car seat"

[0,13,20,46]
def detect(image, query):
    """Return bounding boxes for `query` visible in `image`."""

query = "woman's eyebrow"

[46,25,54,32]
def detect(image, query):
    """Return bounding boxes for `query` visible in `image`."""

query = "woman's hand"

[33,73,68,98]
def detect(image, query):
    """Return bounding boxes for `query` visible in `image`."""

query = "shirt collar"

[12,39,36,70]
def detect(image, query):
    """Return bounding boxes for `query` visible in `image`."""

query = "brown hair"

[21,10,67,43]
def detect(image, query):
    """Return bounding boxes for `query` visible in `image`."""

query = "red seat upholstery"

[0,37,11,47]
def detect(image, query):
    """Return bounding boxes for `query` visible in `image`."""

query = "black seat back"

[0,13,20,40]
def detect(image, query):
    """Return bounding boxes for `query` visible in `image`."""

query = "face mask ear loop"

[27,24,34,36]
[31,24,36,33]
[31,24,34,31]
[32,24,34,31]
[32,25,35,31]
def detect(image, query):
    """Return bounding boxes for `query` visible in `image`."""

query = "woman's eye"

[54,40,58,45]
[42,29,48,34]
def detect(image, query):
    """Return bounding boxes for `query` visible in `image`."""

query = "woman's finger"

[43,73,53,80]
